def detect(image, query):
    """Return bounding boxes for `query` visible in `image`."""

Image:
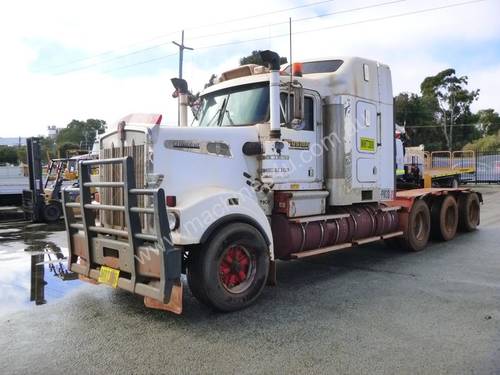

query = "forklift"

[22,137,82,223]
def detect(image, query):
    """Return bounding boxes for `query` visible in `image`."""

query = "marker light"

[292,62,303,77]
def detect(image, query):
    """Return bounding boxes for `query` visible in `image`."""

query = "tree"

[58,142,80,158]
[463,134,500,151]
[420,69,479,150]
[239,50,288,67]
[0,146,19,165]
[56,119,106,152]
[476,109,500,136]
[394,92,443,149]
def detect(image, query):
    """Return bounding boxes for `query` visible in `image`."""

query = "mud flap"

[144,282,183,314]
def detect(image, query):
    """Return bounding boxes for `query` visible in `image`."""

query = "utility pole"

[172,30,193,125]
[172,30,193,80]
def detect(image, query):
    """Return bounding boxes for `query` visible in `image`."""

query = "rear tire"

[458,193,480,232]
[187,223,270,312]
[431,195,458,241]
[401,199,430,252]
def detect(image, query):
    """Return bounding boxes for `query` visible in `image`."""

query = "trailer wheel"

[431,195,458,241]
[43,201,62,223]
[458,193,480,232]
[401,199,430,252]
[187,223,269,312]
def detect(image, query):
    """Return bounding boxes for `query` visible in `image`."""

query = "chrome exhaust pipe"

[260,50,281,139]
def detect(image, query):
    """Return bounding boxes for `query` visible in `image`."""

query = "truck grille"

[100,143,146,228]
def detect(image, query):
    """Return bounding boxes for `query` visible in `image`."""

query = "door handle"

[377,112,382,147]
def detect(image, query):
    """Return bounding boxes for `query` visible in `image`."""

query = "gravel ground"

[0,186,499,374]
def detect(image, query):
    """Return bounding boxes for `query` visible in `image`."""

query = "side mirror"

[292,86,304,122]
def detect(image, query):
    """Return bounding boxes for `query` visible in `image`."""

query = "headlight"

[167,211,179,231]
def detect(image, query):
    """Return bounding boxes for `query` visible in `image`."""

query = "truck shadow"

[110,241,424,325]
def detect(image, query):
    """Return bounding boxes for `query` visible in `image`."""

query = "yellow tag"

[360,137,375,152]
[290,183,300,190]
[98,266,120,288]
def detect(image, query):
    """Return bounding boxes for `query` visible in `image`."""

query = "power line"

[101,53,178,74]
[33,31,180,73]
[51,0,407,75]
[67,0,487,75]
[54,47,178,76]
[38,0,337,73]
[195,0,486,51]
[189,0,408,42]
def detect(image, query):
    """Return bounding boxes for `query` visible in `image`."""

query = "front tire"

[187,223,270,312]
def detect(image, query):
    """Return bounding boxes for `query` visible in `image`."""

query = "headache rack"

[62,156,181,307]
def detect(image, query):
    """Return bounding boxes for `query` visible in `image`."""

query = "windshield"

[197,82,269,127]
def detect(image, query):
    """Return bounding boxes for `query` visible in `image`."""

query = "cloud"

[470,64,500,112]
[1,0,499,137]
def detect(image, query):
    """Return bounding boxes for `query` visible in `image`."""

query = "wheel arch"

[200,213,272,247]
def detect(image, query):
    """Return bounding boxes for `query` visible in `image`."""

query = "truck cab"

[65,51,464,314]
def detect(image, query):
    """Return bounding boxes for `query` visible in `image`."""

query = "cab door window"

[280,93,314,131]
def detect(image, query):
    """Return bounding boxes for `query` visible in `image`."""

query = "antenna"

[288,17,292,123]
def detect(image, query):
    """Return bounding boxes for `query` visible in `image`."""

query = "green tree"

[56,119,106,152]
[0,146,19,165]
[463,134,500,151]
[58,142,80,158]
[239,50,288,67]
[420,69,479,150]
[476,109,500,136]
[394,92,444,150]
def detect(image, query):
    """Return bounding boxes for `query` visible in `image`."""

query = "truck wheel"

[458,193,480,232]
[431,195,458,241]
[401,199,430,252]
[43,202,62,222]
[187,223,270,312]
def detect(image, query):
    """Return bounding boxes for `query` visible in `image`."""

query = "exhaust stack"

[171,78,189,127]
[260,50,281,139]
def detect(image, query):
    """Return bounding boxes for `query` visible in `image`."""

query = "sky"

[1,0,499,137]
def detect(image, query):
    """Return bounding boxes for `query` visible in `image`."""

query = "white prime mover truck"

[62,51,481,314]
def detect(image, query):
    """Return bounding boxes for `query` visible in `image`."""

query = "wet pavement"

[0,221,81,316]
[0,185,499,374]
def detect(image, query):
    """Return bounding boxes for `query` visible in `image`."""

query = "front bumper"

[62,156,183,313]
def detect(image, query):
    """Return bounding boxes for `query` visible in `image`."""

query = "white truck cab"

[63,51,406,313]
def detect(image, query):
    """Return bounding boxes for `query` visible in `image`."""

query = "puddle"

[0,221,82,316]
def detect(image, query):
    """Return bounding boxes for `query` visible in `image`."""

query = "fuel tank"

[271,204,399,259]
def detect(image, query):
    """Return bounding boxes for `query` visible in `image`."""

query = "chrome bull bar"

[62,156,182,311]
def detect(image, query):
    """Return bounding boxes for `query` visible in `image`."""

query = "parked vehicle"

[62,51,482,314]
[22,138,92,222]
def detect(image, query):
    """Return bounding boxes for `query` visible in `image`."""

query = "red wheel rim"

[218,245,255,293]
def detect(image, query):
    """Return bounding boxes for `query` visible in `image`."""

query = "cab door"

[280,90,321,186]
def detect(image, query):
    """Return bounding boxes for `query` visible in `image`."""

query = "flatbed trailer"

[399,148,476,189]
